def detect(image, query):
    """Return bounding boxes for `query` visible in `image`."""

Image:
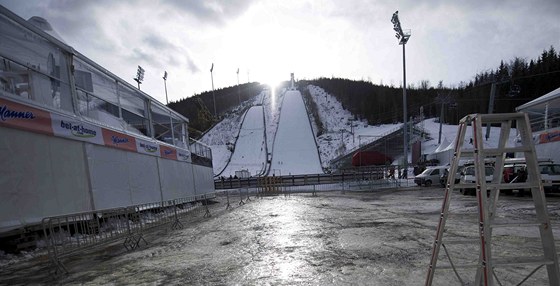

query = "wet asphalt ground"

[2,187,560,285]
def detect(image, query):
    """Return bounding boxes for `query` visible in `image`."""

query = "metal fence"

[42,194,215,275]
[215,165,413,193]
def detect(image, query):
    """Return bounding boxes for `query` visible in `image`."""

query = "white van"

[414,166,448,187]
[459,165,494,195]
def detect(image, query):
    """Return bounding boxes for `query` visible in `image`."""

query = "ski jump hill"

[270,90,323,175]
[219,105,267,177]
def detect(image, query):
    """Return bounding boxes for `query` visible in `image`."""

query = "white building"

[516,86,560,163]
[0,6,214,235]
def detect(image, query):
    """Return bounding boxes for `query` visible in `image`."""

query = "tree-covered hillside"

[167,82,263,138]
[302,46,560,126]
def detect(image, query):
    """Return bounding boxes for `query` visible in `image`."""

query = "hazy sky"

[1,0,559,104]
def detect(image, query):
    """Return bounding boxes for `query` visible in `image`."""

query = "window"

[74,58,123,128]
[118,83,149,136]
[0,14,73,112]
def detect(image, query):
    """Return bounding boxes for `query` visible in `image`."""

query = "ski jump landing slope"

[220,105,267,177]
[270,90,323,175]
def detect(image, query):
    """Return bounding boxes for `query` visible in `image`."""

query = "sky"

[1,0,559,105]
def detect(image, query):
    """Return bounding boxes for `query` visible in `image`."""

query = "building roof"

[516,86,560,112]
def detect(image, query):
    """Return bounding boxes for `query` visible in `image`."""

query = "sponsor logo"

[177,151,190,161]
[111,135,129,145]
[139,142,158,153]
[164,149,174,155]
[0,105,36,121]
[60,120,97,138]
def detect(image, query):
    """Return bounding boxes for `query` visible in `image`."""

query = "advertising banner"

[538,130,560,144]
[176,148,191,162]
[51,113,104,145]
[160,145,177,160]
[0,97,53,135]
[136,138,160,156]
[102,129,137,152]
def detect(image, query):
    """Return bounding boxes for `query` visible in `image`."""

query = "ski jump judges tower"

[0,6,215,236]
[425,113,559,286]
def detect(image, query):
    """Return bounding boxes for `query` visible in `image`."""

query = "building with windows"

[0,6,214,234]
[516,86,560,163]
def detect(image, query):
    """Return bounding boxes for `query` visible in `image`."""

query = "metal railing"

[42,195,212,275]
[215,165,413,193]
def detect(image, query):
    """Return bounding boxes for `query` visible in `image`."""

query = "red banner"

[160,145,177,160]
[102,129,137,152]
[539,130,560,144]
[0,97,53,135]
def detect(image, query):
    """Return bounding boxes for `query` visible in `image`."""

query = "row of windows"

[0,12,198,152]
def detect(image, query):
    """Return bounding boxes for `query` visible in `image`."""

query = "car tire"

[425,180,432,187]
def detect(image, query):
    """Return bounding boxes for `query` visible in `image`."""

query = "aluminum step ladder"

[425,113,560,286]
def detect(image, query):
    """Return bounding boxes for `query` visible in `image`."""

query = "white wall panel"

[86,144,132,209]
[158,158,196,201]
[127,151,161,205]
[192,164,215,195]
[0,127,91,232]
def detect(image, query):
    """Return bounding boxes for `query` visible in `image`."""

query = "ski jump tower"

[290,73,295,90]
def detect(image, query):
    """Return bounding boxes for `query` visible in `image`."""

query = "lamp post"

[237,68,241,105]
[391,10,411,178]
[163,71,169,104]
[133,65,145,90]
[210,63,216,117]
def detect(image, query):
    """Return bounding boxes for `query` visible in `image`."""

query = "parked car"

[503,158,560,195]
[414,166,447,187]
[440,166,464,187]
[459,165,494,195]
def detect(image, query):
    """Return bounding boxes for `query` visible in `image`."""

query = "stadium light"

[163,71,169,104]
[390,10,411,177]
[134,65,145,90]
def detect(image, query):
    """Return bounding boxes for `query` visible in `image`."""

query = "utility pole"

[210,63,216,117]
[237,68,241,105]
[438,101,444,144]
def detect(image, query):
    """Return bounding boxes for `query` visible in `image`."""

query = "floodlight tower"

[163,71,169,104]
[210,63,216,117]
[391,10,411,177]
[134,65,145,90]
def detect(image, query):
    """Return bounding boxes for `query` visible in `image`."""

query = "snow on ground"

[418,117,517,164]
[219,105,267,177]
[270,90,323,175]
[307,85,403,167]
[202,84,519,176]
[200,91,266,174]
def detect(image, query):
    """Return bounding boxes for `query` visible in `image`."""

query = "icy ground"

[2,189,560,285]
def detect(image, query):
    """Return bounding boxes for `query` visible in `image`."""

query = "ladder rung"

[493,256,554,267]
[487,182,540,189]
[482,146,532,155]
[452,183,476,189]
[478,113,526,123]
